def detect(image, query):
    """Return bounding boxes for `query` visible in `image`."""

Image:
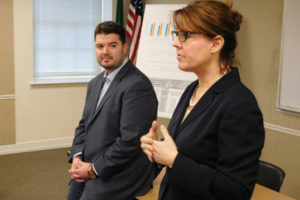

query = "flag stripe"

[129,16,141,58]
[128,4,135,15]
[129,14,138,57]
[130,17,142,62]
[127,20,134,33]
[126,0,143,63]
[126,26,133,40]
[127,14,134,26]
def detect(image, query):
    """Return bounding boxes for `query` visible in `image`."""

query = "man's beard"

[102,65,115,71]
[99,53,124,72]
[99,58,123,72]
[99,55,115,70]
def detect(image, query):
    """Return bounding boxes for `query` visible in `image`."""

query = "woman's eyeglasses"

[171,31,201,42]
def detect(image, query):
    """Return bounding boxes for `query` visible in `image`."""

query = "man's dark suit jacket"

[159,68,265,200]
[69,60,158,199]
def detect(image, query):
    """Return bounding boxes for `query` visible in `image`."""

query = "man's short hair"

[94,21,126,44]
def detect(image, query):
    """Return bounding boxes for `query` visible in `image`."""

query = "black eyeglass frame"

[171,30,202,42]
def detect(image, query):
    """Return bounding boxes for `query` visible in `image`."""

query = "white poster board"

[278,0,300,113]
[136,4,196,118]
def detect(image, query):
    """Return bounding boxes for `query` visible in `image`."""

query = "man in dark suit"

[67,21,158,200]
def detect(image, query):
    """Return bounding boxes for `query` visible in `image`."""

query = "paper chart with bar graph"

[136,4,196,118]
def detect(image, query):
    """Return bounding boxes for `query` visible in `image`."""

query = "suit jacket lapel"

[173,84,214,139]
[168,82,195,138]
[88,62,131,125]
[172,68,240,139]
[87,72,105,123]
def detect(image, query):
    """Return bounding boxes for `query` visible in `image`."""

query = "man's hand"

[68,156,91,182]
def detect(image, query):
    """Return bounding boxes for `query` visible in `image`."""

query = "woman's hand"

[140,121,158,162]
[152,125,178,168]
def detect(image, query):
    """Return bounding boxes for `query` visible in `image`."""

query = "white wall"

[9,0,88,153]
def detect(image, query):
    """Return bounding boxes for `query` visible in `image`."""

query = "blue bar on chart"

[150,23,155,36]
[150,23,156,36]
[165,23,171,36]
[149,22,172,37]
[165,24,169,36]
[157,24,161,36]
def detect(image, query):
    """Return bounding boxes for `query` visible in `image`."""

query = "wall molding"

[264,122,300,137]
[0,94,15,100]
[0,137,73,155]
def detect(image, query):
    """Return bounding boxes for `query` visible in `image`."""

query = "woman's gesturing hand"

[152,125,178,168]
[140,121,158,163]
[141,121,178,168]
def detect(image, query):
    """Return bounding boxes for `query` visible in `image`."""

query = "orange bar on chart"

[159,23,163,36]
[167,23,171,36]
[152,23,156,36]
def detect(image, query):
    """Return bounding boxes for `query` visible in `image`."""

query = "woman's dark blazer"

[159,68,265,200]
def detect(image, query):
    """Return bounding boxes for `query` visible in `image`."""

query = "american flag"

[126,0,143,63]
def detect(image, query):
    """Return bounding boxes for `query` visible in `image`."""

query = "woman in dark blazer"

[140,1,265,200]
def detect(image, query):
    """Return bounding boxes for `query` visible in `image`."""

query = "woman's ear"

[210,35,224,54]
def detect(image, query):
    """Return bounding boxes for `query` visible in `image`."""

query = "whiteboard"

[278,0,300,113]
[136,4,196,118]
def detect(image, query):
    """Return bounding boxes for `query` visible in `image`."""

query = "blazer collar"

[172,67,241,138]
[214,67,240,93]
[88,60,132,125]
